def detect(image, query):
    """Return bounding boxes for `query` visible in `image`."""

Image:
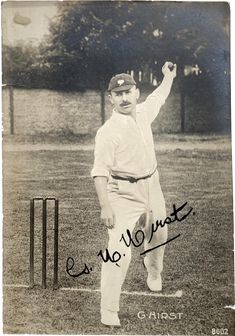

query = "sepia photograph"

[2,0,234,335]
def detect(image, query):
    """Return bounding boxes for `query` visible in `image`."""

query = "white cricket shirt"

[91,91,166,179]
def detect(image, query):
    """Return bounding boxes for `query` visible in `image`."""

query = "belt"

[111,167,157,183]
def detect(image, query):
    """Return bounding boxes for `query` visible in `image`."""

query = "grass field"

[3,134,234,335]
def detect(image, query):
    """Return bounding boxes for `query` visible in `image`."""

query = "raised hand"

[162,61,177,78]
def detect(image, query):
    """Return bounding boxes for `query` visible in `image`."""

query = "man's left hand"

[162,61,177,78]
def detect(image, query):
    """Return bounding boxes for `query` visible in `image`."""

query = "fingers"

[163,61,177,72]
[166,61,174,69]
[162,61,171,70]
[162,61,177,78]
[106,217,114,229]
[101,214,115,229]
[107,213,116,229]
[172,63,177,77]
[100,206,116,229]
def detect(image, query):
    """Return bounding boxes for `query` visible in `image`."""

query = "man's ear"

[109,93,114,105]
[136,88,140,100]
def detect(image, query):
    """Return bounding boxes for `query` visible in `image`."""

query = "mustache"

[120,102,131,107]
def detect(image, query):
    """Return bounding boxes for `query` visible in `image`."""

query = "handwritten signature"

[66,201,194,278]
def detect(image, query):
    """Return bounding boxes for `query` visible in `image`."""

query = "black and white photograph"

[2,0,234,335]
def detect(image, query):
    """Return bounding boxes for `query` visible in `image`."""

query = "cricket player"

[91,62,177,326]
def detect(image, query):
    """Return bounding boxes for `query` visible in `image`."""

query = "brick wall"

[2,86,230,135]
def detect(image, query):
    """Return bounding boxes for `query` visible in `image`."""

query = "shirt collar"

[111,109,137,126]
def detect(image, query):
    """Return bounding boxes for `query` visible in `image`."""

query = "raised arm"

[155,62,177,99]
[140,61,177,124]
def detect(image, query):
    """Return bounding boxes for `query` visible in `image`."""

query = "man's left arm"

[141,61,177,124]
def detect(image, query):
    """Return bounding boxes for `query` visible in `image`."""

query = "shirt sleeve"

[138,74,174,124]
[138,91,166,125]
[91,127,119,178]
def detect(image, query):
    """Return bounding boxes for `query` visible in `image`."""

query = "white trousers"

[101,170,167,312]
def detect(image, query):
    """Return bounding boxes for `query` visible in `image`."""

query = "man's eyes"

[115,91,130,96]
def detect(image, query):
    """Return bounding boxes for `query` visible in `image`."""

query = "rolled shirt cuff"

[91,167,110,178]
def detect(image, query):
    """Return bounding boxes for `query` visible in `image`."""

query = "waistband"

[111,167,157,183]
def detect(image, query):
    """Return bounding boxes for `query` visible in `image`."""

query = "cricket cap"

[108,73,136,92]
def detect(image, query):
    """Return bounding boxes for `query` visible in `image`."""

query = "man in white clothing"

[91,62,177,326]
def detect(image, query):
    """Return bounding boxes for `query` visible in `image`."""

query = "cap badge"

[117,79,125,86]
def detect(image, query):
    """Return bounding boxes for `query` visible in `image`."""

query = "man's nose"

[121,92,127,101]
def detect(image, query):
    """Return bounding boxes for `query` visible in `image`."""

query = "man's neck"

[130,109,136,120]
[114,109,136,120]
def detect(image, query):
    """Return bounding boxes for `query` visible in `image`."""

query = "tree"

[43,1,229,87]
[42,1,168,90]
[41,1,229,131]
[2,42,47,88]
[4,2,229,131]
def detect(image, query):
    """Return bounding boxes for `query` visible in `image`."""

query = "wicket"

[30,197,59,290]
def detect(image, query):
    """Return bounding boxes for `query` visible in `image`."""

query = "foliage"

[3,0,230,124]
[41,1,229,92]
[2,42,46,88]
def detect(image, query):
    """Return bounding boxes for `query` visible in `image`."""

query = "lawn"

[3,135,234,335]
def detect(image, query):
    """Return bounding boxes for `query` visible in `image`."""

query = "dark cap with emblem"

[108,73,136,92]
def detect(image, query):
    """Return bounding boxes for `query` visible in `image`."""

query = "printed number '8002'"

[212,329,228,335]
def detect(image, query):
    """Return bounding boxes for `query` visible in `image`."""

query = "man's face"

[109,86,140,115]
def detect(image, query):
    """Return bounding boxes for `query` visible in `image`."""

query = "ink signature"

[97,249,122,267]
[66,257,93,277]
[120,201,193,255]
[66,201,194,277]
